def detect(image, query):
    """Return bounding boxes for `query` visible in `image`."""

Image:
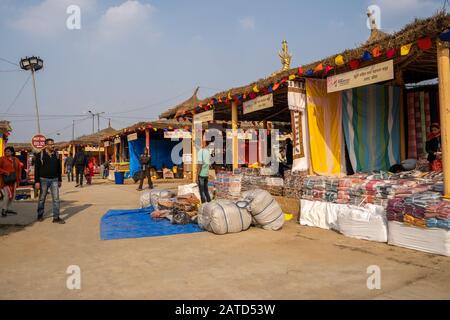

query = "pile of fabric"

[234,168,284,196]
[151,193,201,224]
[213,172,242,200]
[283,170,307,199]
[425,201,450,230]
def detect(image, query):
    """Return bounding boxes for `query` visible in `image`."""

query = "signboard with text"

[327,60,394,93]
[127,133,138,141]
[164,131,192,139]
[243,94,273,114]
[193,110,214,124]
[114,137,121,144]
[31,134,46,150]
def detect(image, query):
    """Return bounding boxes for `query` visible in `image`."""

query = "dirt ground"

[0,177,449,300]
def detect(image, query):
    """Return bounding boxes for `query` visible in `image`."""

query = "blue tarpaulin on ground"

[100,208,204,240]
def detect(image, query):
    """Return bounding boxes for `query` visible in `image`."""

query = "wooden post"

[113,142,117,163]
[437,40,450,199]
[192,123,198,183]
[104,144,108,162]
[145,128,150,153]
[232,102,238,171]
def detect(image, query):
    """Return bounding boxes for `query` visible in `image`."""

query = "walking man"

[35,138,65,224]
[73,146,88,188]
[197,139,211,203]
[64,154,74,182]
[137,148,153,191]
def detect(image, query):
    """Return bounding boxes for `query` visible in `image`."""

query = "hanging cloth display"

[288,81,309,172]
[342,85,401,172]
[306,79,345,176]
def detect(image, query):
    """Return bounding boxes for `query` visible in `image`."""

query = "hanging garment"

[306,79,345,176]
[342,85,401,173]
[288,82,309,172]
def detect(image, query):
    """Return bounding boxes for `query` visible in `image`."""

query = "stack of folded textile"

[425,201,450,230]
[386,198,406,222]
[283,170,307,199]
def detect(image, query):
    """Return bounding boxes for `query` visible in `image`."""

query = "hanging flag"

[227,92,232,100]
[249,92,256,99]
[272,82,280,91]
[218,97,223,103]
[314,63,324,73]
[372,47,382,58]
[417,37,432,51]
[325,65,334,74]
[401,43,413,56]
[386,48,396,59]
[289,74,296,80]
[298,67,305,76]
[280,77,288,84]
[305,69,314,76]
[362,51,372,61]
[440,30,450,42]
[243,92,247,99]
[335,55,345,66]
[349,59,360,70]
[253,84,259,93]
[268,84,273,93]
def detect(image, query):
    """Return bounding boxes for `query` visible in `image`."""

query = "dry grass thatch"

[160,11,450,119]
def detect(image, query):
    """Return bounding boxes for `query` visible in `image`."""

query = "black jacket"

[72,151,88,168]
[35,151,62,182]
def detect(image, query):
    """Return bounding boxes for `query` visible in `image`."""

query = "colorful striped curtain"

[342,85,401,173]
[407,90,439,159]
[306,79,345,176]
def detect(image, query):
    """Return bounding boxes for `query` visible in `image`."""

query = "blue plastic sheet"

[100,208,204,240]
[128,138,146,178]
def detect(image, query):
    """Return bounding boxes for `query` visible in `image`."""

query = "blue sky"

[0,0,446,142]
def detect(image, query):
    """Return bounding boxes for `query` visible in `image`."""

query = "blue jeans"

[198,176,211,203]
[37,178,60,219]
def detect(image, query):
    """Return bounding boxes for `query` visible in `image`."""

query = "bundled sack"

[140,189,174,210]
[198,200,252,235]
[299,199,339,230]
[336,204,388,242]
[241,189,284,231]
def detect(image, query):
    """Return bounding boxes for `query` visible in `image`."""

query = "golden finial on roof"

[272,40,292,76]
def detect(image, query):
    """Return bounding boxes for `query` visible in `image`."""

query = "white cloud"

[371,0,439,15]
[9,0,95,36]
[96,0,157,44]
[239,17,255,30]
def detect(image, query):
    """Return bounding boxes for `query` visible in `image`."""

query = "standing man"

[73,146,88,188]
[197,139,211,203]
[35,138,64,224]
[285,138,293,167]
[137,148,153,191]
[64,154,74,182]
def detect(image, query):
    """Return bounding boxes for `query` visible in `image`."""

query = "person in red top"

[0,146,22,217]
[86,158,94,185]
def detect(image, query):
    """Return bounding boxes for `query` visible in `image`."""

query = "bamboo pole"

[437,40,450,199]
[232,102,239,171]
[395,71,407,161]
[192,125,197,183]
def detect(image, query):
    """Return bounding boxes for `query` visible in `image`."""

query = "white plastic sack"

[178,184,201,202]
[299,199,339,230]
[337,204,388,242]
[388,221,450,256]
[198,200,252,235]
[140,189,174,210]
[241,189,284,231]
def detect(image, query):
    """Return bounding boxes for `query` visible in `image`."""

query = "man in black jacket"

[35,138,64,224]
[72,147,88,188]
[137,148,153,191]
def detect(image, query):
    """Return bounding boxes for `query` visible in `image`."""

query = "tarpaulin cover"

[100,208,204,240]
[342,85,401,172]
[128,137,181,177]
[306,79,345,176]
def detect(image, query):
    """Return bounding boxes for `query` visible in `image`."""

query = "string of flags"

[175,32,449,119]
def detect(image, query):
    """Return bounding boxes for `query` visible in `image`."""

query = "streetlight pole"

[20,56,43,134]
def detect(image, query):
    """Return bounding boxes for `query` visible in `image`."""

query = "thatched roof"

[160,11,450,119]
[102,119,193,141]
[159,87,200,119]
[59,126,118,147]
[0,120,12,133]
